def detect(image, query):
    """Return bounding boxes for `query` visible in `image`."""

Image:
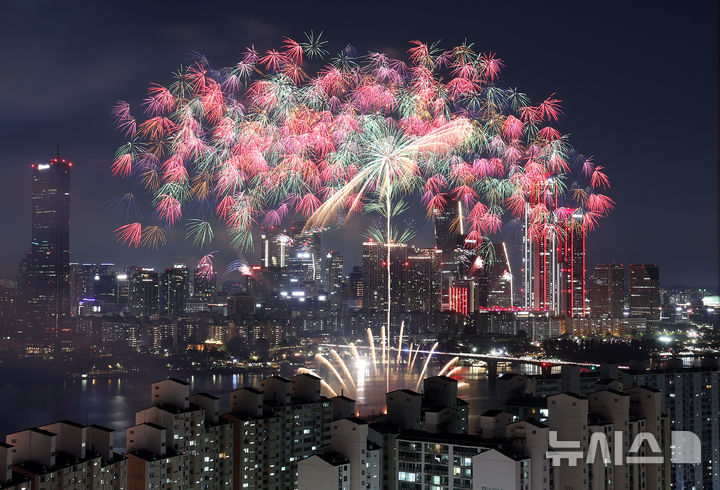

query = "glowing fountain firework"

[311,321,462,410]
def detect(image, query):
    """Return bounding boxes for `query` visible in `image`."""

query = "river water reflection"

[0,361,544,447]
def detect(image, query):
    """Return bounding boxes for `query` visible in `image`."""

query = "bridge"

[317,343,600,376]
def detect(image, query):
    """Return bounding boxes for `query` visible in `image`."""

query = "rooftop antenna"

[56,144,60,159]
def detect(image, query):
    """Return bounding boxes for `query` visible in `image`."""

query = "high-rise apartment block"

[325,251,344,304]
[5,422,126,489]
[622,362,717,488]
[222,374,333,490]
[362,241,408,312]
[127,378,233,488]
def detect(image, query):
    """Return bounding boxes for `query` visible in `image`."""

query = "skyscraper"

[291,220,322,281]
[324,251,344,305]
[588,263,625,317]
[192,267,215,302]
[559,223,585,317]
[629,264,661,321]
[406,247,442,312]
[362,240,407,312]
[159,264,189,316]
[476,242,513,308]
[261,231,292,268]
[129,268,159,318]
[433,198,466,310]
[21,152,72,336]
[522,206,586,317]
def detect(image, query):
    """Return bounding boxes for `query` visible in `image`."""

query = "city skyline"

[0,1,717,288]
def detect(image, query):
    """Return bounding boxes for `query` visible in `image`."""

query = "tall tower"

[406,247,442,312]
[361,240,407,312]
[559,215,586,318]
[129,268,159,318]
[23,152,72,336]
[324,251,344,303]
[522,205,564,314]
[362,241,383,311]
[159,264,189,316]
[478,242,513,308]
[434,197,466,310]
[291,221,322,282]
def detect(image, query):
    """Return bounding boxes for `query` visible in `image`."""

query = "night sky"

[0,1,717,287]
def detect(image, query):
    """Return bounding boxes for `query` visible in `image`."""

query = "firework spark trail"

[380,322,386,366]
[415,342,439,391]
[408,344,422,374]
[446,366,462,377]
[437,357,459,377]
[396,321,405,364]
[315,354,351,395]
[298,368,338,397]
[406,342,414,371]
[367,328,378,376]
[349,343,361,367]
[330,349,357,392]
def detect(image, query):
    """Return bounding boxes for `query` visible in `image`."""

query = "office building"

[19,153,72,336]
[475,242,513,309]
[406,248,441,312]
[159,264,189,316]
[362,241,408,312]
[522,204,587,317]
[434,198,466,310]
[129,268,159,318]
[325,251,344,305]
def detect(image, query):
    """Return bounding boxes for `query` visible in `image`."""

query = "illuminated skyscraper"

[477,242,513,308]
[361,240,407,312]
[434,197,466,309]
[629,264,661,321]
[291,221,322,282]
[324,251,344,305]
[362,241,383,310]
[129,268,159,318]
[522,204,586,317]
[159,264,189,316]
[559,223,585,317]
[192,268,215,302]
[21,152,72,336]
[261,231,292,268]
[406,248,442,312]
